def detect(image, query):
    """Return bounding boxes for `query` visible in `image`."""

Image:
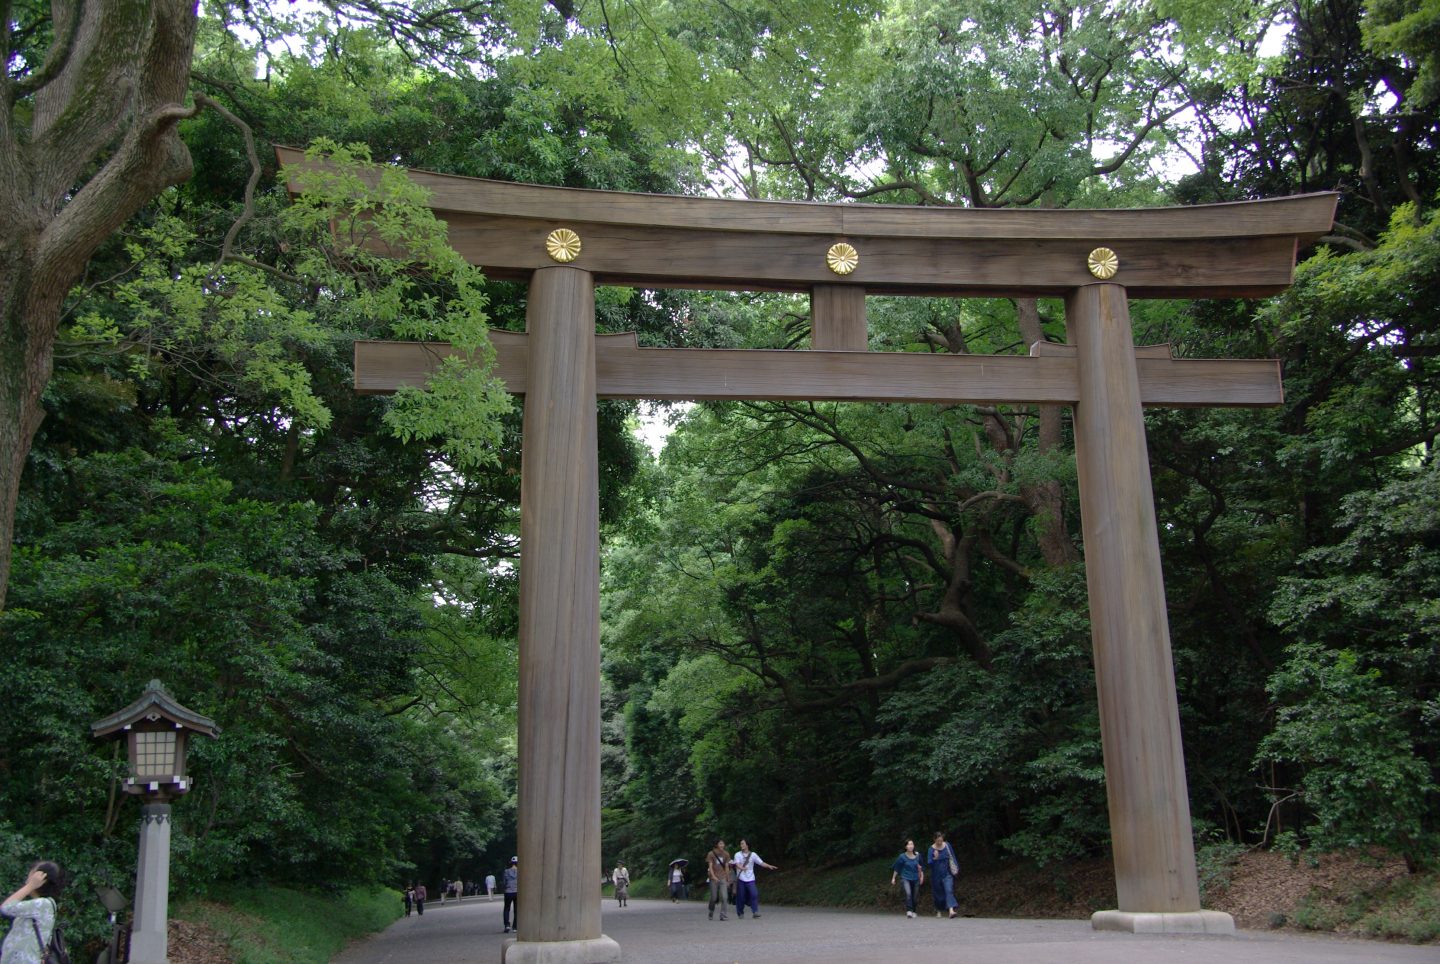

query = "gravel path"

[331,896,1438,964]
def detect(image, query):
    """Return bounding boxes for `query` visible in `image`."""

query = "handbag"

[30,901,71,964]
[946,845,959,877]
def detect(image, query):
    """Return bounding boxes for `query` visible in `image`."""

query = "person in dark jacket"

[502,857,519,934]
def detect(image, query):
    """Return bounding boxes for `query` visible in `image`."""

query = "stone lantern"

[93,681,219,964]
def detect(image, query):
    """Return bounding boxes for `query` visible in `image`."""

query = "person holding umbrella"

[668,859,688,902]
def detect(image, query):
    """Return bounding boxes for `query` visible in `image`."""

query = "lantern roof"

[91,680,220,739]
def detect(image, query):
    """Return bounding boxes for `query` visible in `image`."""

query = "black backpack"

[30,900,71,964]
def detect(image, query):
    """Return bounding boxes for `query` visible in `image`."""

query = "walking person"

[668,860,687,902]
[730,840,777,919]
[889,840,925,918]
[414,882,427,916]
[485,873,496,901]
[705,840,731,920]
[502,857,519,934]
[612,861,630,907]
[1,861,64,964]
[726,851,738,914]
[402,885,414,917]
[926,831,960,919]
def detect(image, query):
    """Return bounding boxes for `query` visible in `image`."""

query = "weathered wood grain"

[354,337,1284,408]
[275,148,1335,297]
[811,285,868,350]
[1067,283,1203,914]
[439,215,1305,297]
[515,267,606,946]
[276,146,1335,242]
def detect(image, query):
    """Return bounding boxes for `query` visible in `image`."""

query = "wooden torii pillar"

[282,148,1334,960]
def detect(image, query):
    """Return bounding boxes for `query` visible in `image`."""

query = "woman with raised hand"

[730,839,778,919]
[1,861,64,964]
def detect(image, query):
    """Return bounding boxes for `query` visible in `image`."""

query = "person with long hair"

[889,839,926,919]
[1,861,64,964]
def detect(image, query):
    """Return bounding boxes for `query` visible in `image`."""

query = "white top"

[0,898,55,964]
[732,851,764,882]
[670,867,683,883]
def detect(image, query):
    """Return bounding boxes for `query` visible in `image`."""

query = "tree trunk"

[0,0,201,610]
[0,247,53,613]
[1015,298,1079,566]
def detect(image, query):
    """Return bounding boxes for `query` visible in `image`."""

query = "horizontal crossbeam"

[355,334,1283,408]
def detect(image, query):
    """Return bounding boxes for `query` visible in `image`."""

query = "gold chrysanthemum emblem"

[1087,247,1119,280]
[826,242,860,276]
[545,228,582,263]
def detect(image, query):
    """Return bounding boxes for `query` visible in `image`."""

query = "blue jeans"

[736,879,759,915]
[930,872,956,911]
[899,878,920,913]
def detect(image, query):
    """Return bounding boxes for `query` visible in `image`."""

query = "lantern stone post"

[92,681,219,964]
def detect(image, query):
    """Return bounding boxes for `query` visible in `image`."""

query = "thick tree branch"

[193,93,261,267]
[8,0,85,104]
[760,656,960,711]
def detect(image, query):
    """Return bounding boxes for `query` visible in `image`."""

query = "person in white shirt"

[612,861,630,907]
[669,862,686,902]
[730,839,777,919]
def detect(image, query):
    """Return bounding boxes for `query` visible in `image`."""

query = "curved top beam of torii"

[277,147,1336,299]
[277,149,1336,408]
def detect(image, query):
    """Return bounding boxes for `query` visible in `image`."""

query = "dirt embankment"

[953,848,1414,930]
[762,846,1432,942]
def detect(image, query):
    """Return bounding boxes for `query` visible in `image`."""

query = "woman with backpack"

[1,861,65,964]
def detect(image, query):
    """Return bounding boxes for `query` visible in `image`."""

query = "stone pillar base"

[1092,910,1235,934]
[501,935,622,964]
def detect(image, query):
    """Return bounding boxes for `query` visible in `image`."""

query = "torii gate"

[281,148,1334,963]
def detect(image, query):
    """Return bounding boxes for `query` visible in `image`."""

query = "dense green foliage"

[587,0,1440,887]
[174,884,400,963]
[1,0,1437,951]
[1,8,660,948]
